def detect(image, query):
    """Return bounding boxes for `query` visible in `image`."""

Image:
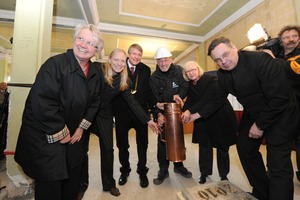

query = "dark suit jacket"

[112,60,153,123]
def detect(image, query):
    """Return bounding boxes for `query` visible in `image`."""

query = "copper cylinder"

[164,103,186,162]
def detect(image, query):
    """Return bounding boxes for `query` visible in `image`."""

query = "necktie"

[130,66,135,75]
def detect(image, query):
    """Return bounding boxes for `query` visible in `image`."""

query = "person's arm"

[122,90,159,133]
[184,78,227,120]
[70,63,102,144]
[255,53,294,130]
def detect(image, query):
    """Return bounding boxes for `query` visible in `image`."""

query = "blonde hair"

[103,48,129,91]
[182,61,204,81]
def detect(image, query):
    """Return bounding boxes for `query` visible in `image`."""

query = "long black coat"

[14,49,101,181]
[183,74,237,147]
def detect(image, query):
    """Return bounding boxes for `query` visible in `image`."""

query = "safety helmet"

[154,46,172,59]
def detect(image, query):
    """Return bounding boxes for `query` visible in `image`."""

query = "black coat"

[14,49,101,181]
[216,51,299,139]
[183,74,237,147]
[150,63,188,116]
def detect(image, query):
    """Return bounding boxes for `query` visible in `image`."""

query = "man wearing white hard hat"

[149,46,192,185]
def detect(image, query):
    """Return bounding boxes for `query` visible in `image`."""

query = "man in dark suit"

[207,37,299,200]
[113,44,152,188]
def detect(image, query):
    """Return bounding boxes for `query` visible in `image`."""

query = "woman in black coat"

[14,24,104,200]
[180,61,238,184]
[86,48,158,197]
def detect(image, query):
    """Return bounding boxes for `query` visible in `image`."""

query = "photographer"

[262,25,300,181]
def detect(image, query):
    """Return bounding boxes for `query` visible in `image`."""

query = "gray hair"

[73,24,104,53]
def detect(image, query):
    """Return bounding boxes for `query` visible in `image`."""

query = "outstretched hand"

[182,111,200,123]
[147,120,161,134]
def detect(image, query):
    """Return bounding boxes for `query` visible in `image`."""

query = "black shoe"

[220,176,228,181]
[77,191,85,200]
[199,174,207,184]
[153,170,169,185]
[118,173,129,185]
[174,167,192,178]
[139,174,149,188]
[109,187,121,196]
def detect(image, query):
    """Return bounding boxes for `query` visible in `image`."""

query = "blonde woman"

[89,49,158,197]
[180,61,238,184]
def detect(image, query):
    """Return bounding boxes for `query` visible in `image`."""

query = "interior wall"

[204,0,298,70]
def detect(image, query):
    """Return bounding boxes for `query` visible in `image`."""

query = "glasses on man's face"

[76,36,98,49]
[213,48,232,64]
[185,68,197,74]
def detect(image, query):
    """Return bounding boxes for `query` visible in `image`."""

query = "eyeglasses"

[213,48,232,64]
[185,68,197,74]
[76,36,98,49]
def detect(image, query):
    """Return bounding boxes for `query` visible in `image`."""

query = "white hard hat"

[154,46,172,59]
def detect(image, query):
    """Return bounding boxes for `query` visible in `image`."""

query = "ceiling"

[0,0,264,68]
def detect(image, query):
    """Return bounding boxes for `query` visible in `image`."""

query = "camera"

[256,38,282,57]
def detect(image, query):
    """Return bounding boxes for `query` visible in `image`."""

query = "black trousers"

[237,117,294,200]
[78,135,90,193]
[97,118,116,190]
[35,163,82,200]
[80,118,116,191]
[115,116,148,175]
[157,133,184,171]
[198,143,229,177]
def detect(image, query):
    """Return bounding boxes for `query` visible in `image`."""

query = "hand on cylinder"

[173,95,184,107]
[157,113,165,127]
[156,102,165,110]
[181,110,191,123]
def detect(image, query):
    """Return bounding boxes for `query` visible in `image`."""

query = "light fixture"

[246,24,268,44]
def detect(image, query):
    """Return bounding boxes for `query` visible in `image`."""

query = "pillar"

[6,0,53,187]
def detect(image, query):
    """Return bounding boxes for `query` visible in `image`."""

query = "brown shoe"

[109,187,121,197]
